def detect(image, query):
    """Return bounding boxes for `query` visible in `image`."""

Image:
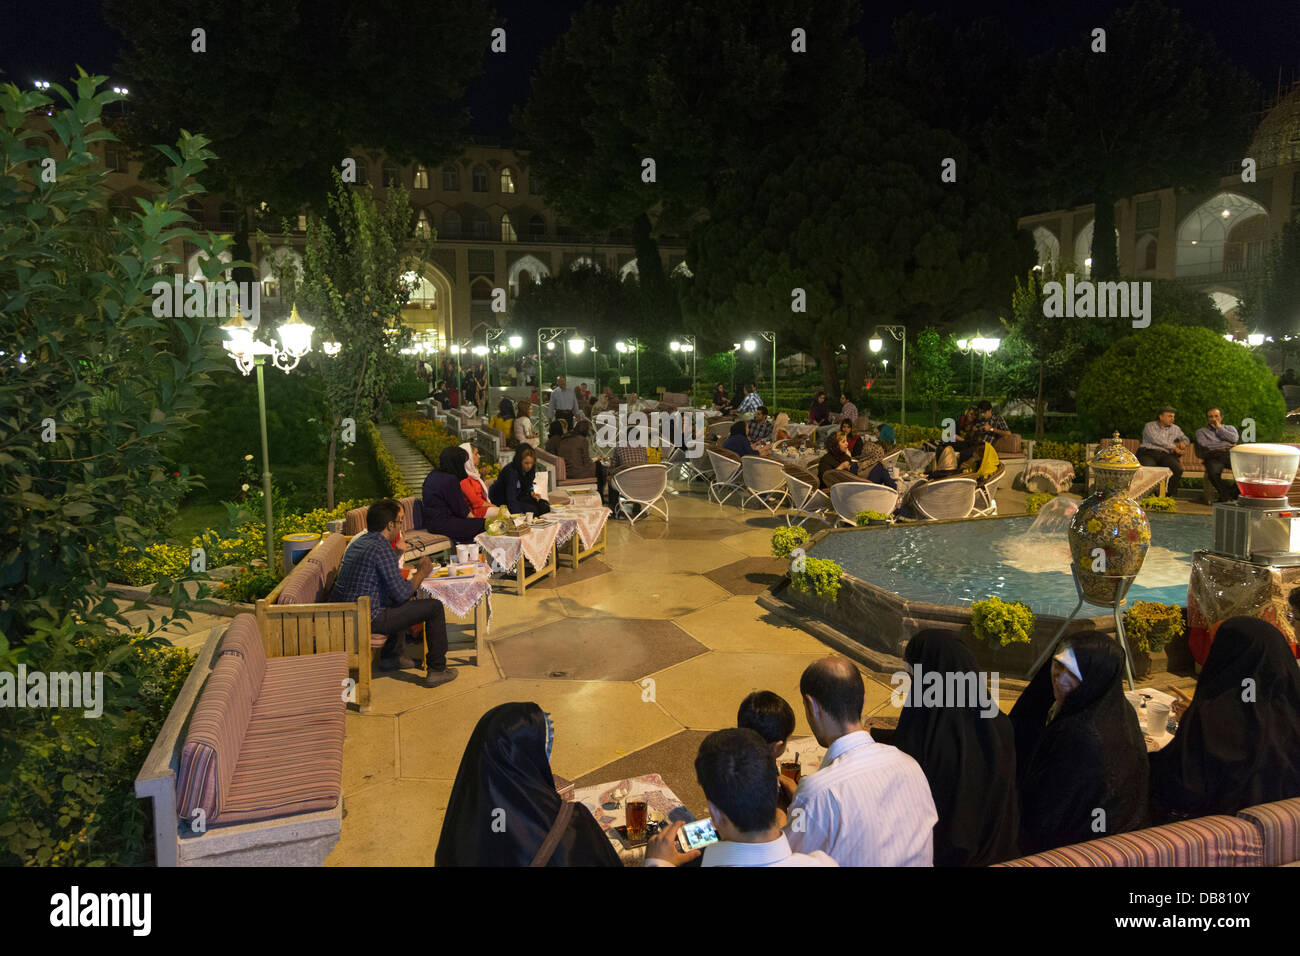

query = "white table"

[571,773,694,867]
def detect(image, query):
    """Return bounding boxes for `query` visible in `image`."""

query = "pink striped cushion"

[216,722,345,825]
[275,563,321,605]
[1237,798,1300,866]
[370,633,388,649]
[175,654,254,823]
[995,816,1263,867]
[250,653,348,721]
[343,506,368,535]
[399,495,421,532]
[217,614,267,701]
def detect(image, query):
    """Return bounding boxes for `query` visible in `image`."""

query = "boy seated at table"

[738,691,799,821]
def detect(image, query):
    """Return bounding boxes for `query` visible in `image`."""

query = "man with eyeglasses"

[332,497,458,689]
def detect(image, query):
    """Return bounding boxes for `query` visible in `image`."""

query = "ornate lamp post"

[869,325,906,430]
[221,304,314,568]
[669,334,697,401]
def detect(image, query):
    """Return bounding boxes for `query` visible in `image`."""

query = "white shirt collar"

[701,833,794,867]
[822,729,874,765]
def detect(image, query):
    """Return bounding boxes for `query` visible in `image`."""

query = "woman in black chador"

[894,630,1020,866]
[1009,632,1148,854]
[1149,617,1300,822]
[435,703,621,866]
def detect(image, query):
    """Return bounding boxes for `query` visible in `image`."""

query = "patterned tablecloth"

[775,736,828,776]
[571,773,694,867]
[1024,458,1077,493]
[475,523,561,575]
[419,567,493,626]
[789,423,819,437]
[544,506,611,550]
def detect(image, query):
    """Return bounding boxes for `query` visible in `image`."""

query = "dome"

[1248,83,1300,169]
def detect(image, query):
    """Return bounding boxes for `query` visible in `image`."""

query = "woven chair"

[785,472,831,527]
[706,420,734,443]
[909,476,978,521]
[973,464,1006,517]
[706,449,745,506]
[610,464,669,527]
[740,455,790,513]
[903,447,936,474]
[662,442,712,488]
[828,481,899,527]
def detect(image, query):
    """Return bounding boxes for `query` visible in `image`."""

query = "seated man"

[644,728,837,868]
[1195,407,1240,502]
[556,420,604,493]
[722,420,758,459]
[331,498,458,689]
[1137,404,1189,487]
[738,691,799,821]
[958,400,1010,463]
[784,656,937,865]
[747,406,774,448]
[737,384,762,414]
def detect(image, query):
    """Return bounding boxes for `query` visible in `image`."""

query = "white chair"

[610,464,669,527]
[909,476,978,521]
[973,465,1006,517]
[785,472,831,527]
[740,455,790,513]
[902,447,935,474]
[706,450,745,506]
[706,420,734,443]
[828,481,899,526]
[662,443,712,488]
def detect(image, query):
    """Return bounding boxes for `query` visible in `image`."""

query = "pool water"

[809,514,1211,617]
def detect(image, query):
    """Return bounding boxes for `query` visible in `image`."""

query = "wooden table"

[475,526,559,596]
[417,566,491,666]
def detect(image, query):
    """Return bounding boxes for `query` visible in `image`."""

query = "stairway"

[377,423,433,494]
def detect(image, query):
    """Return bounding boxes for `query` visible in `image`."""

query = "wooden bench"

[134,613,346,866]
[342,494,451,560]
[256,533,375,712]
[533,446,600,492]
[1088,438,1300,503]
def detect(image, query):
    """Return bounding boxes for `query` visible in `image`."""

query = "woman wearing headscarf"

[512,400,537,447]
[1149,617,1300,822]
[712,383,732,413]
[809,390,831,426]
[421,446,487,544]
[894,630,1020,866]
[436,702,621,866]
[545,419,566,455]
[1009,632,1148,854]
[489,444,551,517]
[458,442,499,520]
[818,430,861,489]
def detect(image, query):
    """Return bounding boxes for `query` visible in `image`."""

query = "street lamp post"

[979,337,1000,399]
[537,327,576,385]
[869,325,907,431]
[669,334,697,402]
[221,304,314,569]
[744,332,777,409]
[617,338,641,395]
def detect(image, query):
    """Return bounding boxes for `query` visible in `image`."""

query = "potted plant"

[970,596,1036,647]
[771,525,809,558]
[1122,601,1185,677]
[855,510,892,527]
[1139,495,1177,513]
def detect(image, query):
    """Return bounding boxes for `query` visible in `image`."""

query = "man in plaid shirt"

[748,406,774,447]
[737,385,763,414]
[332,498,458,689]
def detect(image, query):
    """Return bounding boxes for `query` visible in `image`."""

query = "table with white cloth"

[475,523,560,596]
[419,565,493,665]
[570,773,695,867]
[1024,458,1077,494]
[543,505,611,568]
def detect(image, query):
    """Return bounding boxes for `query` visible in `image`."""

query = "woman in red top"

[459,442,498,519]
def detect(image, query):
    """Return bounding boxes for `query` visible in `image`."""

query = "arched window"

[442,210,462,238]
[415,210,431,238]
[501,213,517,242]
[472,164,488,192]
[442,164,460,190]
[472,208,490,239]
[529,214,546,240]
[219,202,237,229]
[413,165,429,189]
[352,159,369,186]
[500,168,516,194]
[383,161,403,187]
[471,278,493,300]
[1144,238,1158,271]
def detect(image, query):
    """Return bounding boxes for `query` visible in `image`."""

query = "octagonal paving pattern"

[493,617,707,681]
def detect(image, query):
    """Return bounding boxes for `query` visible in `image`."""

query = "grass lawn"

[167,502,228,546]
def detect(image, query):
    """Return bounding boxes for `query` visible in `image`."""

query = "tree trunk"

[326,423,338,511]
[846,345,867,403]
[632,212,674,323]
[1035,360,1046,441]
[818,341,839,404]
[1091,184,1119,281]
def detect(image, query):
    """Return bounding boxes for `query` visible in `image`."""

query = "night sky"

[2,0,1299,139]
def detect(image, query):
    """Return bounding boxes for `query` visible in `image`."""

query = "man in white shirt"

[1137,404,1190,487]
[550,375,578,428]
[643,729,837,868]
[783,656,937,866]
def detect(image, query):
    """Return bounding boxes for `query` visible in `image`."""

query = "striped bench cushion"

[248,653,348,722]
[217,614,267,700]
[996,816,1263,867]
[343,506,368,536]
[1237,798,1300,866]
[175,653,254,823]
[276,561,323,605]
[217,721,345,826]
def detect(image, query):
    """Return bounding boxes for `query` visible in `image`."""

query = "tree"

[1,73,229,638]
[1239,221,1300,337]
[1010,1,1257,279]
[908,329,957,426]
[103,0,492,282]
[299,173,429,508]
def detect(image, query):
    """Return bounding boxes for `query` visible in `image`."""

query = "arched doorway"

[400,261,454,342]
[508,253,551,295]
[1176,192,1269,278]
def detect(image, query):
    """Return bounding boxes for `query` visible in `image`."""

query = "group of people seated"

[433,619,1300,866]
[1137,404,1243,502]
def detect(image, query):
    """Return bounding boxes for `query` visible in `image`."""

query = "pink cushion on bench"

[248,653,349,723]
[175,653,254,823]
[994,815,1263,867]
[276,563,323,605]
[217,614,267,701]
[1237,798,1300,866]
[370,632,388,649]
[216,721,345,825]
[343,506,368,536]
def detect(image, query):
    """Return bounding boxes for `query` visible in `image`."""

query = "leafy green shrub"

[1123,601,1185,653]
[1024,492,1055,514]
[102,542,192,586]
[1077,326,1284,442]
[1140,495,1177,513]
[790,556,844,602]
[218,566,283,604]
[365,420,413,497]
[1033,440,1090,479]
[855,510,891,525]
[771,525,810,557]
[971,596,1035,646]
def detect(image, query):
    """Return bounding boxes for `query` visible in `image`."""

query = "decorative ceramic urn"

[1068,432,1151,605]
